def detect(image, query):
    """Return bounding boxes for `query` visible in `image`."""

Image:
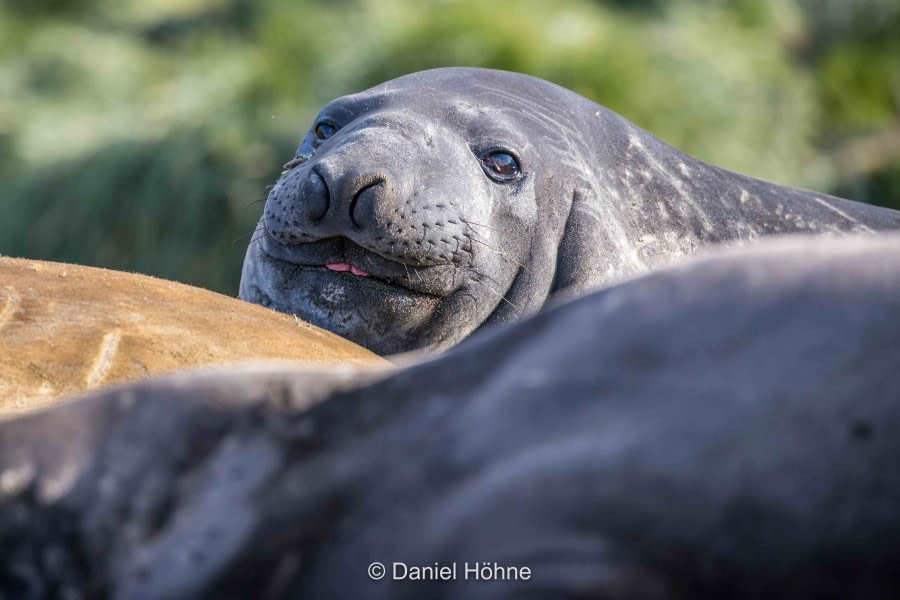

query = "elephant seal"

[0,257,384,417]
[240,67,900,354]
[4,234,900,598]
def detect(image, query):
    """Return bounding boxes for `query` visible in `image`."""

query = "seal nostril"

[349,179,385,228]
[304,168,330,222]
[298,165,331,223]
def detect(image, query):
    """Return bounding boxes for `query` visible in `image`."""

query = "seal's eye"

[315,122,337,141]
[481,151,520,182]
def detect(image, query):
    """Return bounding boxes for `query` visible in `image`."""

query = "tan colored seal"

[0,257,385,418]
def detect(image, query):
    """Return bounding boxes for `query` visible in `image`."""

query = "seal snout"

[265,157,400,247]
[302,166,390,231]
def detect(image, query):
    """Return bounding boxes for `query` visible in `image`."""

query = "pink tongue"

[326,262,369,277]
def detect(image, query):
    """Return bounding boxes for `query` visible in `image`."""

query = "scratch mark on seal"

[0,291,18,331]
[810,197,870,231]
[86,330,121,388]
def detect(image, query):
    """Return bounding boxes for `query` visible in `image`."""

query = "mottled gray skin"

[5,235,900,599]
[239,67,900,354]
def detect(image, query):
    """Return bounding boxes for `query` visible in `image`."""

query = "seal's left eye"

[315,122,337,141]
[481,151,520,182]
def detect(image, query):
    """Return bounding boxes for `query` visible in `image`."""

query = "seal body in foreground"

[5,235,900,598]
[240,67,900,354]
[0,257,384,417]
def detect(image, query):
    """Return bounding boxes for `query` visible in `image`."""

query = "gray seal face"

[240,68,900,354]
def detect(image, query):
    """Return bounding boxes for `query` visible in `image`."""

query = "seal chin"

[241,239,446,354]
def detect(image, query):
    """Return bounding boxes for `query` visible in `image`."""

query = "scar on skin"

[86,330,121,388]
[0,290,18,331]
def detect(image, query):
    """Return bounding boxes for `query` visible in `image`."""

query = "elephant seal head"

[240,68,588,354]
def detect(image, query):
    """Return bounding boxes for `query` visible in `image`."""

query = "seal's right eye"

[315,122,337,141]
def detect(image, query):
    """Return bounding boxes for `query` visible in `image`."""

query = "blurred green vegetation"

[0,0,898,294]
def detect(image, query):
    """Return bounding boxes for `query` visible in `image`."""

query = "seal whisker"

[243,196,268,208]
[465,234,531,274]
[460,217,505,235]
[248,233,270,247]
[460,221,530,272]
[231,223,260,244]
[247,214,281,247]
[239,197,268,221]
[236,231,261,245]
[468,267,506,289]
[231,223,264,244]
[247,225,273,247]
[470,275,519,310]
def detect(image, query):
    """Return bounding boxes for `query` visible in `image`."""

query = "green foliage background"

[1,0,898,295]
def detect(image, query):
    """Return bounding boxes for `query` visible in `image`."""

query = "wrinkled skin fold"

[5,234,900,598]
[240,67,900,354]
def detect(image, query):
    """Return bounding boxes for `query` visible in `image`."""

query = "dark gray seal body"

[240,67,900,354]
[5,235,900,599]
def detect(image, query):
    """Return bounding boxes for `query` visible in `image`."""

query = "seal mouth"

[258,233,459,297]
[325,262,370,277]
